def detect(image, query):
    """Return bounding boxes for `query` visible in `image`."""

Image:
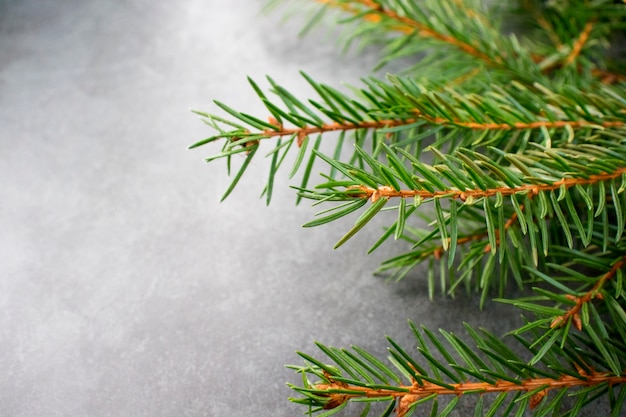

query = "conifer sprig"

[319,0,501,64]
[314,0,625,83]
[191,73,626,206]
[289,321,626,417]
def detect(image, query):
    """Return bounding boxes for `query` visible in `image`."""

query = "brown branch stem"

[564,20,595,66]
[262,118,418,142]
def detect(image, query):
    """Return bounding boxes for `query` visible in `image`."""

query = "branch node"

[268,116,282,130]
[396,394,419,417]
[530,389,548,409]
[297,131,308,147]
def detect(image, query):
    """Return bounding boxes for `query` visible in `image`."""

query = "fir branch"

[351,0,496,63]
[308,142,626,285]
[199,109,626,149]
[351,166,626,203]
[317,0,502,65]
[291,322,626,416]
[192,73,626,158]
[314,372,626,416]
[315,0,624,84]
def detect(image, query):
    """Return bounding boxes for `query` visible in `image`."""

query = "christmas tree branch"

[315,0,623,84]
[291,322,626,417]
[191,70,626,164]
[317,0,499,64]
[351,166,626,203]
[299,139,626,263]
[315,371,626,417]
[352,0,495,62]
[236,113,625,146]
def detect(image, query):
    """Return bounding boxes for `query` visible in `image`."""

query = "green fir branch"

[289,321,626,417]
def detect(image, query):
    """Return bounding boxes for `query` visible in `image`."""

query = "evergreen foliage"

[191,1,626,415]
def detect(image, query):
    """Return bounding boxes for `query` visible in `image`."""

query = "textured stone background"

[0,1,608,416]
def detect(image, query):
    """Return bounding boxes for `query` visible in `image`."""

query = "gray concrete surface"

[0,1,609,416]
